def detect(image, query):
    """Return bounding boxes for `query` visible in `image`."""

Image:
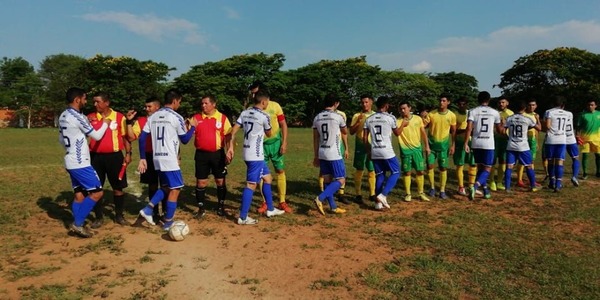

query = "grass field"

[0,127,599,299]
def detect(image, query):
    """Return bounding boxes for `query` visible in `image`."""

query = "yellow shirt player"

[491,98,514,191]
[577,99,600,178]
[422,95,456,199]
[397,101,431,202]
[349,95,377,203]
[452,97,477,196]
[248,83,291,214]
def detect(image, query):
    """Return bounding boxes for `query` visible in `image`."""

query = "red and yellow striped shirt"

[88,109,127,153]
[192,110,232,152]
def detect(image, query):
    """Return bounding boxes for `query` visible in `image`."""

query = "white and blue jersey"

[505,113,536,152]
[544,108,568,145]
[364,112,398,160]
[467,105,501,150]
[59,107,108,170]
[236,107,271,162]
[142,107,191,172]
[313,109,346,161]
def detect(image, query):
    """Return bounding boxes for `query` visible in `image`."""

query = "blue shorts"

[566,143,579,158]
[68,166,103,191]
[473,149,494,166]
[158,170,185,189]
[319,159,346,180]
[245,160,271,183]
[506,150,533,166]
[372,157,401,175]
[544,144,566,160]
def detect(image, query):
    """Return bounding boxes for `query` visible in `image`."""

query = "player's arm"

[449,124,457,155]
[179,117,197,144]
[349,114,362,135]
[227,123,241,162]
[420,126,431,155]
[340,125,349,159]
[223,118,233,162]
[125,110,138,142]
[393,119,408,136]
[85,118,111,141]
[463,121,473,153]
[494,122,504,136]
[362,127,371,155]
[312,128,320,167]
[278,113,288,154]
[543,117,551,132]
[137,130,149,173]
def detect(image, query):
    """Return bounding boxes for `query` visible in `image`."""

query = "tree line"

[1,47,598,128]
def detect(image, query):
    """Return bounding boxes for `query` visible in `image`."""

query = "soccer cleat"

[457,187,467,196]
[368,195,378,202]
[468,187,475,201]
[427,188,436,197]
[404,194,412,202]
[237,217,258,225]
[376,194,390,209]
[571,176,580,187]
[331,207,346,214]
[266,207,285,218]
[70,223,93,238]
[353,195,363,204]
[483,188,491,200]
[162,221,174,232]
[529,187,540,192]
[516,180,527,188]
[314,197,325,215]
[338,195,351,205]
[505,189,513,194]
[496,183,506,191]
[490,181,497,191]
[374,202,383,211]
[216,206,226,217]
[278,202,293,213]
[439,191,448,200]
[419,193,430,202]
[195,207,206,219]
[257,202,268,214]
[582,174,588,180]
[90,218,104,229]
[115,215,130,226]
[475,188,483,196]
[139,208,156,226]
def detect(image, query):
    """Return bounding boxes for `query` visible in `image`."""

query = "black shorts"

[141,152,159,185]
[195,149,227,180]
[91,151,128,190]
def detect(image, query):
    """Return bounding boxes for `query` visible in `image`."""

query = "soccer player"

[318,96,350,204]
[87,92,131,228]
[363,96,406,210]
[516,99,542,188]
[349,95,377,203]
[503,101,542,192]
[126,97,163,224]
[577,99,600,179]
[564,103,581,186]
[312,94,349,215]
[543,96,569,192]
[227,90,285,225]
[59,87,111,238]
[137,89,197,230]
[248,82,292,213]
[397,101,431,202]
[191,95,232,218]
[453,97,477,196]
[490,97,513,191]
[464,91,502,200]
[423,94,456,199]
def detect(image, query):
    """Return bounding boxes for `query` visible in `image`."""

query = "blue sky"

[2,0,600,95]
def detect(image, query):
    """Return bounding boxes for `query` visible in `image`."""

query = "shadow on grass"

[36,191,75,229]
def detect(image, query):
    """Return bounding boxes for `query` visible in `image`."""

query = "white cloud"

[81,11,206,45]
[223,7,240,20]
[369,20,600,93]
[411,60,432,72]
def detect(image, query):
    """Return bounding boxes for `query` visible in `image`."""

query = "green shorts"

[453,138,475,166]
[264,137,284,171]
[401,148,426,173]
[427,149,449,168]
[528,137,537,160]
[495,138,508,162]
[353,139,374,171]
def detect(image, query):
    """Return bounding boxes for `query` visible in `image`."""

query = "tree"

[81,54,172,114]
[38,54,86,114]
[0,57,36,110]
[376,70,442,112]
[429,71,479,107]
[173,53,286,117]
[498,47,600,113]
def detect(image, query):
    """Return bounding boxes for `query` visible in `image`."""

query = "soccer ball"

[168,220,190,241]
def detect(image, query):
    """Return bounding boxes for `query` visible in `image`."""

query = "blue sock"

[144,189,165,215]
[572,159,580,178]
[262,183,274,211]
[382,172,400,196]
[319,181,341,201]
[504,168,513,189]
[375,173,385,195]
[477,169,490,187]
[526,168,537,188]
[556,165,564,181]
[327,195,336,209]
[72,200,81,218]
[75,196,97,227]
[240,187,253,220]
[164,201,177,222]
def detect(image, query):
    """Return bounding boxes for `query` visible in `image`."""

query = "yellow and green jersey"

[577,110,600,142]
[523,112,539,138]
[351,110,375,142]
[397,115,424,153]
[264,101,285,143]
[423,109,456,150]
[497,108,514,139]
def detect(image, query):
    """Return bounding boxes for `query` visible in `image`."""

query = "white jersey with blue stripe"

[143,107,188,171]
[505,113,536,151]
[544,107,569,145]
[564,110,576,145]
[58,107,103,170]
[468,105,501,150]
[363,112,397,160]
[236,107,271,161]
[313,109,346,161]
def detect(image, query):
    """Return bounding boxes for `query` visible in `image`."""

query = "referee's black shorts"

[195,149,227,180]
[91,151,128,190]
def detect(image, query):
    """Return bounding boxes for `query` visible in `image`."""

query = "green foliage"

[429,71,479,107]
[498,47,600,113]
[38,54,87,113]
[377,70,442,111]
[0,57,38,110]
